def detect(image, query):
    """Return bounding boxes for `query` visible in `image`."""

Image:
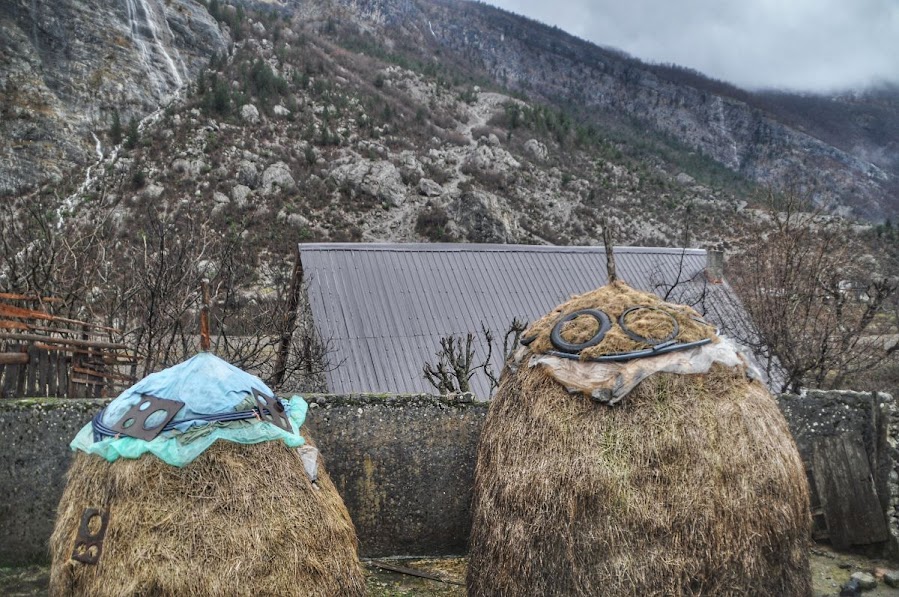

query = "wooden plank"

[0,302,53,321]
[33,343,136,363]
[58,354,69,398]
[55,353,61,397]
[37,348,49,396]
[70,376,108,386]
[93,368,102,397]
[0,302,122,333]
[0,293,64,303]
[3,345,21,398]
[0,332,128,351]
[26,346,39,396]
[71,366,134,383]
[0,353,29,365]
[811,434,889,549]
[47,350,57,396]
[14,357,26,398]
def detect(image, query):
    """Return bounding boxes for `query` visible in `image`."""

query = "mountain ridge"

[309,0,898,219]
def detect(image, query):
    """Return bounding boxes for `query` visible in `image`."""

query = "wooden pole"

[600,217,617,284]
[200,280,211,352]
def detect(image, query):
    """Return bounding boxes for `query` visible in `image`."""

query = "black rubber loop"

[550,309,612,354]
[618,306,679,346]
[520,334,538,346]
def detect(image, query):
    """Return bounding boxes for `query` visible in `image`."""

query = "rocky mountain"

[3,0,899,249]
[0,0,227,196]
[5,0,898,222]
[10,0,752,258]
[304,0,899,220]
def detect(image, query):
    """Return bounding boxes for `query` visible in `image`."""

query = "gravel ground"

[3,549,898,596]
[811,546,899,596]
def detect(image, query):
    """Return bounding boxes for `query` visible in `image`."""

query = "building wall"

[0,390,896,565]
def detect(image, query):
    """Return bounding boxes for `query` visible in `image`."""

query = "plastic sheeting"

[70,353,308,467]
[525,336,760,405]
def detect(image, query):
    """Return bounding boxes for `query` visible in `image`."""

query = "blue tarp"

[70,353,307,467]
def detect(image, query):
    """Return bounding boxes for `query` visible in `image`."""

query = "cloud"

[483,0,899,93]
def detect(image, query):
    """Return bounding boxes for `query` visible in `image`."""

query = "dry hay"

[49,436,366,597]
[468,283,811,596]
[523,281,717,359]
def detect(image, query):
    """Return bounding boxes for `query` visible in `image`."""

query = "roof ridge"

[297,242,706,255]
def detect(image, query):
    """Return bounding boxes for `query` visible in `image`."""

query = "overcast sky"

[483,0,899,93]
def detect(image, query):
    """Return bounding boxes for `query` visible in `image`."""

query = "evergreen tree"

[125,116,139,150]
[109,111,123,145]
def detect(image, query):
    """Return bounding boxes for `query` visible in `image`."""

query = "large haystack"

[467,282,811,596]
[49,354,365,597]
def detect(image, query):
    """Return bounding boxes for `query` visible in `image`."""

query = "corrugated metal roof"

[299,243,755,397]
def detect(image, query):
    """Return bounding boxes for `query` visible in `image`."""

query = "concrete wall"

[2,389,897,566]
[0,399,102,566]
[0,394,486,565]
[303,394,486,556]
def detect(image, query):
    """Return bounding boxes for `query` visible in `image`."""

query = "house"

[298,243,758,398]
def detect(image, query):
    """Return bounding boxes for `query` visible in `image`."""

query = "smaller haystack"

[467,281,811,596]
[50,353,365,597]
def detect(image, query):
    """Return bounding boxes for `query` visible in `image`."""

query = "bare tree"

[423,333,477,394]
[730,195,899,392]
[0,194,335,389]
[423,318,528,397]
[482,318,527,394]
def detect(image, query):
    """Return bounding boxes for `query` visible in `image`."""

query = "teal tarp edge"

[69,396,309,468]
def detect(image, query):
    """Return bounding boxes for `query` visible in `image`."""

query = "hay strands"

[367,560,465,586]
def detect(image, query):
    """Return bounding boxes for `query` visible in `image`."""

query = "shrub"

[131,169,147,189]
[415,206,453,241]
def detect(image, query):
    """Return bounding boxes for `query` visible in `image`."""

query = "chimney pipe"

[706,249,724,283]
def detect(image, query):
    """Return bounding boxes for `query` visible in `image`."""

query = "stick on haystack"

[49,353,365,597]
[467,281,811,596]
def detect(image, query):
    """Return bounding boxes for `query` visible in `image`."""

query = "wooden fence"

[0,294,137,399]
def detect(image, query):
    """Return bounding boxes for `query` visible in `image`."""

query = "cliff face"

[0,0,227,196]
[320,0,899,219]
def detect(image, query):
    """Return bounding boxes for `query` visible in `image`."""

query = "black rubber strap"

[550,309,612,354]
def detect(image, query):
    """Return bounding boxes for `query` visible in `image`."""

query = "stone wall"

[3,389,898,566]
[0,394,486,565]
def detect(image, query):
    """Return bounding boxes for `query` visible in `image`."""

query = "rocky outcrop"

[418,177,443,197]
[523,139,547,161]
[330,156,407,206]
[0,0,227,196]
[241,104,260,124]
[452,191,519,243]
[262,161,295,195]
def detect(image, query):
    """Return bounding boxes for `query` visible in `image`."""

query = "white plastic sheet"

[526,336,759,405]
